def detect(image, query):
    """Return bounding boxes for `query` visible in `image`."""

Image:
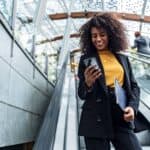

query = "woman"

[78,12,142,150]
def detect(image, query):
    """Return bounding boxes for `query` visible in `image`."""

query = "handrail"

[120,52,150,65]
[53,67,70,150]
[65,74,79,150]
[74,74,82,150]
[140,88,150,110]
[33,54,69,150]
[140,100,150,111]
[141,87,150,95]
[139,90,150,123]
[130,51,150,59]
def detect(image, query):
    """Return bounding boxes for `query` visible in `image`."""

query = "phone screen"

[90,57,99,69]
[84,57,99,69]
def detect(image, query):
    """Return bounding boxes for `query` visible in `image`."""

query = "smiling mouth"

[96,44,103,47]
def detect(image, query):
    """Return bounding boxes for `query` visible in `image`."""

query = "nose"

[96,35,102,41]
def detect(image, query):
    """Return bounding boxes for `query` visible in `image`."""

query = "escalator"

[33,51,150,150]
[33,56,79,150]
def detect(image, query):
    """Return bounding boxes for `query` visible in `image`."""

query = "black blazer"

[78,52,148,138]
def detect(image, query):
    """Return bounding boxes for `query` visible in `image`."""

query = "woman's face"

[91,27,108,51]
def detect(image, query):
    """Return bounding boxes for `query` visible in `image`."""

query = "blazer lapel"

[115,53,130,87]
[94,52,108,93]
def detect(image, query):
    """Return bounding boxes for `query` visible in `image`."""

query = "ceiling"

[9,0,149,56]
[0,0,149,82]
[1,0,150,55]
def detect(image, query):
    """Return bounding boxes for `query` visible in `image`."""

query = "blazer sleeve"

[127,57,140,114]
[77,55,93,100]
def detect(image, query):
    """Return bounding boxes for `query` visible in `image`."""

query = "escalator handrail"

[140,100,150,111]
[33,54,69,150]
[130,51,150,59]
[119,51,150,65]
[140,88,150,110]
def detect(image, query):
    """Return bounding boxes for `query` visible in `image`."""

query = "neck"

[97,49,109,52]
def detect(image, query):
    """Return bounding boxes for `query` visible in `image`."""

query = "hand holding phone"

[84,57,99,69]
[84,65,101,88]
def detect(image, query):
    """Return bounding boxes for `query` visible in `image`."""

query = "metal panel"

[8,69,49,114]
[0,21,54,147]
[11,43,33,81]
[33,69,49,96]
[0,23,11,62]
[0,103,41,147]
[0,59,10,102]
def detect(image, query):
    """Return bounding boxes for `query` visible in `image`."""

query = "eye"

[100,33,106,37]
[92,34,97,38]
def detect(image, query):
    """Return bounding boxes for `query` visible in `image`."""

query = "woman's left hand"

[123,106,135,122]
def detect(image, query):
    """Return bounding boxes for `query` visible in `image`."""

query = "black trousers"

[84,127,142,150]
[84,88,142,150]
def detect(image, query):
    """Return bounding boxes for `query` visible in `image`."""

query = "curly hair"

[79,12,128,54]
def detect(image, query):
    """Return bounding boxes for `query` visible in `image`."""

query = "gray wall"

[0,23,53,147]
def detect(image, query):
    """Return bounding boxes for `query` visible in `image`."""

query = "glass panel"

[72,0,104,11]
[71,0,144,13]
[72,0,86,12]
[46,0,66,14]
[129,55,150,111]
[52,19,67,35]
[142,23,150,36]
[35,44,47,71]
[1,0,149,83]
[13,0,149,49]
[35,40,58,83]
[48,53,58,83]
[120,20,140,46]
[33,13,67,82]
[15,0,39,52]
[145,0,150,16]
[104,0,119,11]
[69,38,79,51]
[0,0,13,25]
[124,53,150,109]
[129,55,150,92]
[123,0,143,14]
[71,18,86,33]
[120,20,150,47]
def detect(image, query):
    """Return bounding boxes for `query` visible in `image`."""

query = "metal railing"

[130,51,150,59]
[121,51,150,65]
[33,55,68,150]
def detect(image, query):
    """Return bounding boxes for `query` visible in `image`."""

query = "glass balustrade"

[129,56,150,93]
[0,0,13,25]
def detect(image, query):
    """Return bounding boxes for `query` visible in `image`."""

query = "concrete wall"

[0,22,53,147]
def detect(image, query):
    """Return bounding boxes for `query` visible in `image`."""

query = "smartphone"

[83,57,99,70]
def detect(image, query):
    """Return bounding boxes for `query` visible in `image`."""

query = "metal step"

[80,146,150,150]
[111,146,150,150]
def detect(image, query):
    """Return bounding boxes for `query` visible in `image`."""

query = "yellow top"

[98,50,124,88]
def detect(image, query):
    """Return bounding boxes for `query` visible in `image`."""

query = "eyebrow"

[91,31,105,34]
